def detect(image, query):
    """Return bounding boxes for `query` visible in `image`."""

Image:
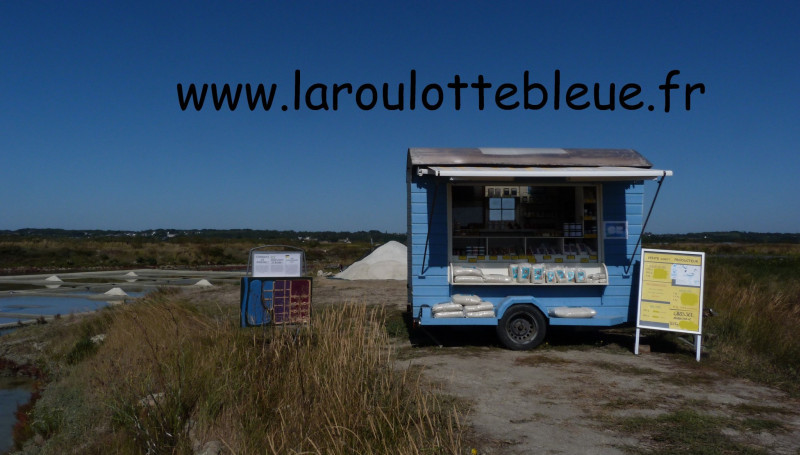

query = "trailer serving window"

[450,183,601,265]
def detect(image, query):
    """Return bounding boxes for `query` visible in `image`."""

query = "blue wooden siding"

[408,176,646,326]
[408,174,450,307]
[601,181,643,317]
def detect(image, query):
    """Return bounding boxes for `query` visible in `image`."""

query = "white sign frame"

[251,251,303,278]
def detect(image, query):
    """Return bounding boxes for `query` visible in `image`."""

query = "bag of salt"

[519,263,532,283]
[432,302,463,313]
[452,294,482,305]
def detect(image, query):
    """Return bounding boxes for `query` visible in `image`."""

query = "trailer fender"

[495,296,547,320]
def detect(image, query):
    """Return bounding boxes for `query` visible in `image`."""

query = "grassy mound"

[16,287,462,454]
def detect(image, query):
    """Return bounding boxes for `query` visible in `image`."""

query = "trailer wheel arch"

[496,304,547,350]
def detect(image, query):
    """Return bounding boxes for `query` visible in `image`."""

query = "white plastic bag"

[432,302,463,313]
[483,274,513,283]
[464,302,494,312]
[434,310,465,318]
[465,310,496,318]
[452,266,483,277]
[452,294,482,305]
[454,275,484,283]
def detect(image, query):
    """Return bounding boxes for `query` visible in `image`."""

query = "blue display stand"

[240,276,312,327]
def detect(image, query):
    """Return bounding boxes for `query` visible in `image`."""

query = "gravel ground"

[314,277,800,455]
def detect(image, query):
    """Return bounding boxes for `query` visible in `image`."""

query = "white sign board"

[635,248,705,361]
[251,252,303,277]
[604,221,628,239]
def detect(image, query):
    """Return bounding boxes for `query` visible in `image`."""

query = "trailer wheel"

[496,305,546,350]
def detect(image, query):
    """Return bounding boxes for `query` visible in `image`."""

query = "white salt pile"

[45,275,62,289]
[335,241,407,281]
[194,279,213,287]
[104,287,128,296]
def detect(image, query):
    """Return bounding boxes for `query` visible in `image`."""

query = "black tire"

[496,305,547,350]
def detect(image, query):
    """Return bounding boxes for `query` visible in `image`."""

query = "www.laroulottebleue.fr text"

[177,69,705,113]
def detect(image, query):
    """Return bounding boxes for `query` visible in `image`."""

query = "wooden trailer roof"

[408,148,653,167]
[408,148,672,180]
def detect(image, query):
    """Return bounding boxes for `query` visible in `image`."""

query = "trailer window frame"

[447,181,604,265]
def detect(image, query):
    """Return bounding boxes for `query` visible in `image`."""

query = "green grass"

[612,410,771,455]
[383,307,410,339]
[513,354,572,366]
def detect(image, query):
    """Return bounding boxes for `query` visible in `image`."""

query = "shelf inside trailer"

[449,263,608,285]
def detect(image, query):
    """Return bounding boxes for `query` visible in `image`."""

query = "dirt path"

[314,278,800,455]
[406,348,799,454]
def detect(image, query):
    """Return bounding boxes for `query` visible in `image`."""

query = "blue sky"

[2,1,798,234]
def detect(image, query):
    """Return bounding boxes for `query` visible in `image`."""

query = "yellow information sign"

[637,249,704,334]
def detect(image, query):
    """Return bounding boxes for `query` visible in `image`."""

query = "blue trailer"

[407,148,671,350]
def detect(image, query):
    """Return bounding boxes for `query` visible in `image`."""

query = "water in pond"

[0,376,33,453]
[0,295,108,316]
[0,292,147,321]
[0,290,151,446]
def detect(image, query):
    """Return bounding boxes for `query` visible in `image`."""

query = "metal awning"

[408,148,655,167]
[418,166,673,180]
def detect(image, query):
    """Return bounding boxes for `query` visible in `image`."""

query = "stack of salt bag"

[431,294,497,318]
[451,265,484,283]
[455,294,496,318]
[432,301,464,318]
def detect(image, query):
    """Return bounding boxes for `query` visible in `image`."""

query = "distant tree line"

[0,228,406,244]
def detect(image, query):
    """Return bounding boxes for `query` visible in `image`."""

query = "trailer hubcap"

[508,315,536,341]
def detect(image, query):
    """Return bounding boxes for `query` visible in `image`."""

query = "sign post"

[635,249,705,361]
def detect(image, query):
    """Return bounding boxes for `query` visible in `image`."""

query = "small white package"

[575,269,586,283]
[519,263,532,283]
[532,266,545,284]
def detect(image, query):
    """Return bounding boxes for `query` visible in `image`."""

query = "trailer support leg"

[695,334,702,362]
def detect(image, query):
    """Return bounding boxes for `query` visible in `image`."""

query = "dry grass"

[700,256,800,394]
[24,288,463,454]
